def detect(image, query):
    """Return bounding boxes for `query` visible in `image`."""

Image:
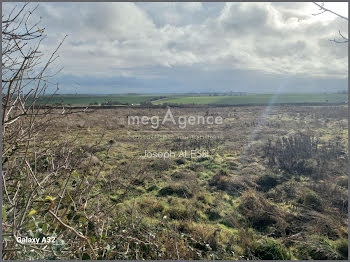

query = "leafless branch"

[313,2,348,20]
[313,2,348,43]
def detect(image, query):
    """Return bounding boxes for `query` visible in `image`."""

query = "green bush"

[238,190,280,231]
[209,170,250,196]
[252,238,291,260]
[256,174,280,192]
[150,159,171,172]
[205,208,221,221]
[296,235,341,260]
[175,158,186,165]
[167,207,196,220]
[336,176,348,188]
[146,184,158,192]
[170,171,195,181]
[304,191,323,212]
[197,194,210,204]
[335,238,348,260]
[158,184,193,198]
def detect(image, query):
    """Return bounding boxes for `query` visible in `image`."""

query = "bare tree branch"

[313,2,348,20]
[313,2,348,43]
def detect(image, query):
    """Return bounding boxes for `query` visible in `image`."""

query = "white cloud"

[3,2,348,81]
[182,2,203,13]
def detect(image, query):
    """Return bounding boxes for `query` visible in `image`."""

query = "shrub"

[280,180,299,199]
[264,134,345,179]
[175,158,186,165]
[336,175,348,188]
[209,170,253,196]
[146,184,158,192]
[138,198,165,215]
[335,238,348,260]
[221,211,241,228]
[296,235,341,260]
[205,208,221,221]
[238,190,283,231]
[171,171,195,181]
[187,163,204,172]
[158,184,193,198]
[167,207,196,220]
[196,193,212,205]
[303,191,323,212]
[196,156,209,162]
[177,221,192,233]
[150,159,171,172]
[256,174,280,192]
[267,180,300,203]
[252,238,291,260]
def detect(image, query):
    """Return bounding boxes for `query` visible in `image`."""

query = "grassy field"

[153,93,348,105]
[37,93,348,106]
[38,94,166,105]
[3,104,348,260]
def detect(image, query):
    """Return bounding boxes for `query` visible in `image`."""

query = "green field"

[153,93,348,105]
[37,93,347,106]
[38,94,165,105]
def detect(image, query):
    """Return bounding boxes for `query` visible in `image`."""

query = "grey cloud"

[256,40,307,58]
[219,3,269,32]
[3,2,347,93]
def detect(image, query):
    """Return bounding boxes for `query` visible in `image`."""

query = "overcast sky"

[4,2,349,94]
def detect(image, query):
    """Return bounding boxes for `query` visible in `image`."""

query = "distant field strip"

[38,95,163,105]
[36,93,347,106]
[152,94,348,105]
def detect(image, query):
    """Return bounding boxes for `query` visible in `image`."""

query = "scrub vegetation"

[3,105,348,260]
